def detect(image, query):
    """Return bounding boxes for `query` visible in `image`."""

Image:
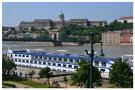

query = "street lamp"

[99,33,105,56]
[99,41,105,56]
[85,31,94,88]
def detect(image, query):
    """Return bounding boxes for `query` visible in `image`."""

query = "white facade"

[4,50,119,79]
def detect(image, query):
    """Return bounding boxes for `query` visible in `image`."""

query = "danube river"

[2,42,133,57]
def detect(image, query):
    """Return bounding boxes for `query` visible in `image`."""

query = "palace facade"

[19,11,107,31]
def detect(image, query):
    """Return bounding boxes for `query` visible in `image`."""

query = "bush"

[2,82,16,88]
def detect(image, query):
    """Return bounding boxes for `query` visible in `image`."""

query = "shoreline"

[2,41,133,47]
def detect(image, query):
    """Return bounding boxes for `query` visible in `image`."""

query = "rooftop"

[119,16,133,20]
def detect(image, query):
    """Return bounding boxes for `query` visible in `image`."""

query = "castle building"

[19,11,107,31]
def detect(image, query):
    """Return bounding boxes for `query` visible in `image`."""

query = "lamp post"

[85,31,94,88]
[99,33,105,56]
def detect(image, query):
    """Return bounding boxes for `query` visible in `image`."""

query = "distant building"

[102,30,133,44]
[102,31,121,44]
[117,16,133,23]
[19,11,107,31]
[120,34,132,43]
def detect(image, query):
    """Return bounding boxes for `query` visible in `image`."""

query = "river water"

[2,42,133,57]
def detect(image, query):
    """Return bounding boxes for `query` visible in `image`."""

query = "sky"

[2,2,133,27]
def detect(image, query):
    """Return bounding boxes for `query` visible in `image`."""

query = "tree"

[109,58,133,88]
[38,67,53,87]
[124,20,127,24]
[72,59,102,88]
[2,54,16,75]
[28,70,35,82]
[63,75,68,88]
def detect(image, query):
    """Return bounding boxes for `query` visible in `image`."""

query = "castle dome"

[59,11,64,16]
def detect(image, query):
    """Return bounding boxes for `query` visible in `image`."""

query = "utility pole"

[85,31,94,88]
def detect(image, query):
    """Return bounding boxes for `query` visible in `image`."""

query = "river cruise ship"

[3,49,133,79]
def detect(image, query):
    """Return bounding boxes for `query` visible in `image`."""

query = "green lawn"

[14,80,49,88]
[3,75,58,88]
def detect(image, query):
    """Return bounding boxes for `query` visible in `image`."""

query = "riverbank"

[2,41,79,46]
[2,41,133,47]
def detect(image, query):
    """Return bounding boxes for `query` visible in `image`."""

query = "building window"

[68,65,72,68]
[74,66,78,69]
[100,69,105,72]
[22,55,25,57]
[11,54,13,57]
[40,56,42,59]
[19,60,21,62]
[59,58,62,60]
[26,60,29,63]
[95,61,99,66]
[34,61,37,63]
[36,56,38,58]
[54,58,56,61]
[48,63,51,65]
[30,61,33,63]
[70,59,73,62]
[63,64,66,67]
[19,55,21,57]
[58,64,61,66]
[39,62,41,64]
[53,63,56,66]
[49,57,51,60]
[44,57,47,59]
[43,62,46,64]
[15,54,17,56]
[64,59,67,62]
[15,59,17,61]
[102,62,106,67]
[76,59,80,63]
[26,55,29,57]
[22,60,25,62]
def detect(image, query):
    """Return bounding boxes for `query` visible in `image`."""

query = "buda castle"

[19,11,107,31]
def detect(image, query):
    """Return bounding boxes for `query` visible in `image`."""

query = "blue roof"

[3,50,118,62]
